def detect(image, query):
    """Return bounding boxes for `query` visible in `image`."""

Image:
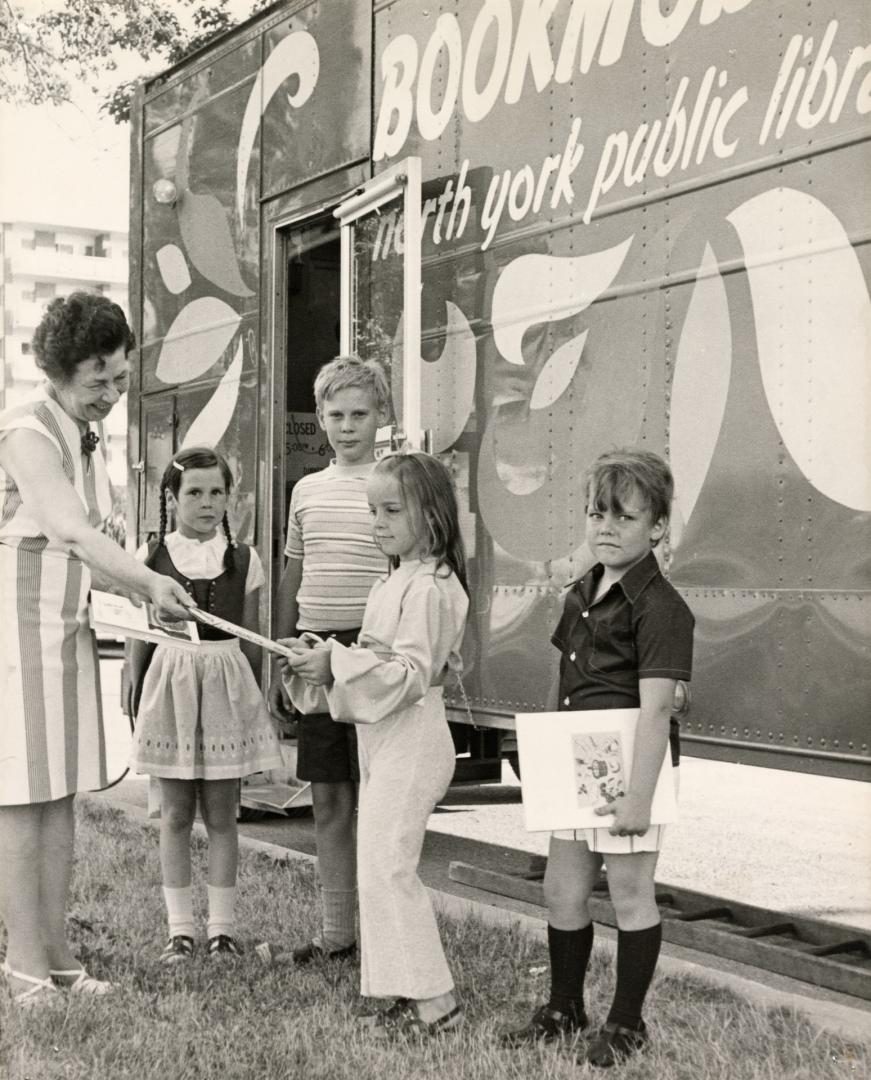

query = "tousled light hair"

[585,448,674,547]
[374,451,468,594]
[148,446,238,574]
[313,354,390,414]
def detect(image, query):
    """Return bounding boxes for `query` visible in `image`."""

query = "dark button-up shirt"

[551,550,694,765]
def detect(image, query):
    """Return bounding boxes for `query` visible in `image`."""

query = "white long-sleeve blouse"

[286,558,468,725]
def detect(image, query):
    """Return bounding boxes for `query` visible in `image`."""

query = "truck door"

[334,158,425,451]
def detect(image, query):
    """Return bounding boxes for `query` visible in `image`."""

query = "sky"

[0,0,257,233]
[0,101,131,232]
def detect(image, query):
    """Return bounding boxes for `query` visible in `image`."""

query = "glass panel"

[349,205,405,430]
[284,216,341,505]
[141,398,174,534]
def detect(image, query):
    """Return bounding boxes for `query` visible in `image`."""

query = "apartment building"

[0,219,129,489]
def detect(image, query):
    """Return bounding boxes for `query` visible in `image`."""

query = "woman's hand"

[147,575,194,621]
[595,794,651,837]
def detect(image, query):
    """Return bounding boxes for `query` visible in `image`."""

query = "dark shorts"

[295,627,360,784]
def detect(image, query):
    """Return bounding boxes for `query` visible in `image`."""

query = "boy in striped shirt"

[269,355,389,962]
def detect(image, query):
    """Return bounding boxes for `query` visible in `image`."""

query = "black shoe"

[160,935,195,966]
[500,1002,588,1048]
[207,935,243,958]
[361,998,463,1038]
[291,939,357,965]
[584,1020,648,1067]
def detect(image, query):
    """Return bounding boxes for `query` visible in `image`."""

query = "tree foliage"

[0,0,271,123]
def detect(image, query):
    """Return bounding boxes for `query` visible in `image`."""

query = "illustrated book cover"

[89,590,200,650]
[514,709,678,832]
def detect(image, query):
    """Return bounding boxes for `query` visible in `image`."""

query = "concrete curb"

[86,793,871,1046]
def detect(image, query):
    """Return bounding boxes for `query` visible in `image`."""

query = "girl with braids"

[284,451,469,1037]
[128,446,282,964]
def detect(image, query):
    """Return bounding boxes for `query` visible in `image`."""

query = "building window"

[21,342,31,354]
[34,282,56,301]
[34,230,55,248]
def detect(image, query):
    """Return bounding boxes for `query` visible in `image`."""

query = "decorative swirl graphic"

[477,240,636,561]
[392,301,477,451]
[492,240,632,367]
[728,188,871,512]
[669,242,732,534]
[236,31,320,226]
[155,297,241,385]
[180,338,244,450]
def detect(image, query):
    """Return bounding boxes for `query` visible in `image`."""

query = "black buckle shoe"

[361,998,463,1038]
[584,1020,648,1067]
[160,936,195,965]
[500,1002,588,1048]
[291,940,357,965]
[207,935,243,958]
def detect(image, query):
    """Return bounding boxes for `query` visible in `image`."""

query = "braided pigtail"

[145,481,170,570]
[221,511,237,574]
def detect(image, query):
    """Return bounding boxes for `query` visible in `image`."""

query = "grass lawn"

[1,800,867,1079]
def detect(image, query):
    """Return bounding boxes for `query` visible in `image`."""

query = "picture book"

[514,709,678,832]
[89,590,200,651]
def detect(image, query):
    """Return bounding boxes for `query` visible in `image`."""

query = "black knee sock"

[547,923,594,1016]
[607,922,662,1029]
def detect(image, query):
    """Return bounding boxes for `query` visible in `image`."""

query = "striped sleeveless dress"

[0,386,112,805]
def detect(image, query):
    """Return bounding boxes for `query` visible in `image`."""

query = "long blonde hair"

[374,451,468,594]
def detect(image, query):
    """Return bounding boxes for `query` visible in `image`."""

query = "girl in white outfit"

[284,451,469,1036]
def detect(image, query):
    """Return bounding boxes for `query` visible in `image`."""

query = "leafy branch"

[0,0,272,122]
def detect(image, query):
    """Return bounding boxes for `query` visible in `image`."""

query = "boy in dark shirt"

[502,449,694,1067]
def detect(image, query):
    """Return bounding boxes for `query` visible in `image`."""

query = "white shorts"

[552,766,680,854]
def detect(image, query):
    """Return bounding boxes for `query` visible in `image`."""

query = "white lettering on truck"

[374,0,755,161]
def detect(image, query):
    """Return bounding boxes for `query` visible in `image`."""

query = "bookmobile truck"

[125,0,870,801]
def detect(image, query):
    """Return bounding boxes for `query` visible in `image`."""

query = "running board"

[447,861,871,1001]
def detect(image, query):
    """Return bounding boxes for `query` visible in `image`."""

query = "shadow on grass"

[0,800,867,1080]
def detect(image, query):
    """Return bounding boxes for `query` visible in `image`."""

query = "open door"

[335,158,427,452]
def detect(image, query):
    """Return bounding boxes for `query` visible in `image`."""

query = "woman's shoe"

[50,968,115,995]
[1,959,59,1008]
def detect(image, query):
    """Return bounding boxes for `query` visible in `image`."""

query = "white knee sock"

[163,885,195,939]
[207,884,236,940]
[320,888,357,950]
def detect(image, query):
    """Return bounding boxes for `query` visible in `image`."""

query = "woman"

[0,292,193,1007]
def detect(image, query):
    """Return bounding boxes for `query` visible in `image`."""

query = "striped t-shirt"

[283,460,386,632]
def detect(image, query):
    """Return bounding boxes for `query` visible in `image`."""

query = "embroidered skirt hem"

[130,638,283,781]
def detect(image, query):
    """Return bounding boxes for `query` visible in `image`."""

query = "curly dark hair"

[31,291,136,382]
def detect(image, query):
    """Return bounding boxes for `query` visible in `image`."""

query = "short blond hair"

[313,354,390,413]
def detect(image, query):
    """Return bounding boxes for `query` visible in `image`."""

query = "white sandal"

[1,959,59,1008]
[50,967,115,995]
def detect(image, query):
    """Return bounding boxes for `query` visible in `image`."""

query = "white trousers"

[356,687,455,999]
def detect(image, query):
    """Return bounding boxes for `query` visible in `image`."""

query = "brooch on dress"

[81,431,100,455]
